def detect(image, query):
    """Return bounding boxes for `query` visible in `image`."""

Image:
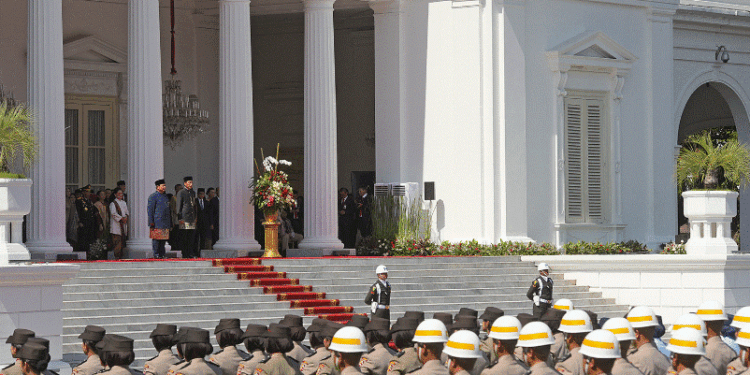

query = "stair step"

[235,272,287,279]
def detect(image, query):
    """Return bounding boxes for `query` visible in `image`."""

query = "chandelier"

[162,0,208,149]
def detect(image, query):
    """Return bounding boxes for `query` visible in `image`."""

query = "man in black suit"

[206,187,219,246]
[338,188,356,248]
[195,188,209,250]
[355,186,372,242]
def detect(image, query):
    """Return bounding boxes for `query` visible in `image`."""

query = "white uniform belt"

[377,304,389,309]
[540,299,551,304]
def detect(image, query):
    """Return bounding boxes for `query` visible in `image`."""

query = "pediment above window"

[64,36,127,73]
[547,31,636,74]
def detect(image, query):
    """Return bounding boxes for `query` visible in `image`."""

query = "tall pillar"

[298,0,344,252]
[25,0,74,259]
[125,0,165,254]
[212,0,261,255]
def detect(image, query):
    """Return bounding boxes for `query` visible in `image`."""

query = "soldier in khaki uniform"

[168,327,200,375]
[443,330,484,375]
[254,324,301,375]
[625,307,670,375]
[144,325,180,375]
[238,325,268,375]
[100,335,142,375]
[480,316,528,375]
[360,318,397,375]
[175,329,222,375]
[541,309,568,367]
[210,319,250,375]
[447,317,489,375]
[407,319,450,375]
[300,320,329,375]
[386,318,420,375]
[728,307,750,375]
[578,330,621,375]
[282,316,315,363]
[73,326,106,375]
[316,323,345,375]
[665,328,705,375]
[516,322,560,375]
[2,329,35,375]
[600,318,643,375]
[479,308,505,366]
[328,327,371,375]
[555,310,593,375]
[14,343,49,375]
[695,302,738,375]
[732,327,750,375]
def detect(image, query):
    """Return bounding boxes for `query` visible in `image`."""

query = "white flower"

[278,159,292,166]
[262,158,272,171]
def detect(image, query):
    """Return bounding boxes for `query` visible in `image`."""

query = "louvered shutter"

[565,96,606,224]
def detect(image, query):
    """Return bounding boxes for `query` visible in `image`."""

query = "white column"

[212,0,261,254]
[25,0,73,259]
[298,0,344,251]
[125,0,164,253]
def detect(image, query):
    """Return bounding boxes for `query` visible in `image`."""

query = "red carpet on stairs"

[215,258,360,323]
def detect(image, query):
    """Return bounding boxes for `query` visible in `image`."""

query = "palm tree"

[0,102,36,176]
[676,129,750,191]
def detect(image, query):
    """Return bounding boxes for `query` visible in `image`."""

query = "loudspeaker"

[424,181,435,201]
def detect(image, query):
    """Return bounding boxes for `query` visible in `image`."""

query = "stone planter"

[0,178,32,263]
[682,190,738,255]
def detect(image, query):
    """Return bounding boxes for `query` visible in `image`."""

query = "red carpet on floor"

[237,271,287,280]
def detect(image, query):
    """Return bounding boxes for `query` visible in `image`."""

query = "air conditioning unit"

[390,182,420,202]
[374,183,391,197]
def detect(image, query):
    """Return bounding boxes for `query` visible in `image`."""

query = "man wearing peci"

[148,179,172,259]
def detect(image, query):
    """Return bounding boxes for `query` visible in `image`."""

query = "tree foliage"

[0,102,36,175]
[676,129,750,192]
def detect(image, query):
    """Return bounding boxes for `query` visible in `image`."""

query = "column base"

[0,243,31,263]
[297,237,344,252]
[124,238,182,259]
[25,240,77,261]
[211,239,263,258]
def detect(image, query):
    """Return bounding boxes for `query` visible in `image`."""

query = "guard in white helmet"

[732,327,750,375]
[480,316,528,375]
[600,318,643,375]
[328,327,369,375]
[516,322,560,375]
[553,300,574,312]
[444,331,483,375]
[527,264,553,319]
[579,330,621,375]
[408,319,450,375]
[695,301,737,375]
[666,328,706,375]
[555,310,593,375]
[365,265,391,320]
[728,307,750,375]
[668,315,719,375]
[625,307,670,375]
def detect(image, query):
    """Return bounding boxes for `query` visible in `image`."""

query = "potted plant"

[676,129,750,254]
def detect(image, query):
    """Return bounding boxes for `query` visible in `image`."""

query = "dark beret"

[479,307,505,322]
[180,329,210,344]
[6,329,35,345]
[265,324,291,339]
[16,343,48,361]
[391,318,419,333]
[457,308,478,319]
[242,324,268,339]
[346,315,369,330]
[404,311,425,322]
[321,323,344,339]
[215,318,241,334]
[517,313,539,327]
[307,319,328,334]
[25,338,49,349]
[433,313,453,328]
[78,325,106,342]
[150,324,177,338]
[281,315,304,327]
[365,317,390,332]
[104,335,134,352]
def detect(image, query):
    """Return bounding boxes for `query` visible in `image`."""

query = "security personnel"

[237,325,268,375]
[168,327,199,375]
[359,318,397,375]
[210,319,251,375]
[282,315,315,362]
[527,264,553,319]
[555,310,593,375]
[143,324,180,375]
[600,318,642,375]
[516,322,559,375]
[552,300,574,312]
[479,308,505,363]
[668,315,718,375]
[73,325,106,375]
[448,318,489,375]
[365,265,391,320]
[101,335,143,375]
[174,329,222,375]
[728,307,750,375]
[300,320,329,375]
[480,316,528,375]
[625,307,670,375]
[254,324,301,375]
[695,301,737,375]
[408,319,450,375]
[541,309,568,367]
[733,327,750,375]
[2,329,36,375]
[665,328,705,375]
[328,327,370,375]
[578,330,621,375]
[14,343,49,375]
[387,318,421,375]
[316,323,345,375]
[444,331,483,375]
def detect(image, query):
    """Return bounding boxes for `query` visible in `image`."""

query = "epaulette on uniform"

[395,351,406,358]
[367,347,376,354]
[319,355,331,361]
[146,354,159,362]
[258,356,271,364]
[94,369,108,375]
[525,370,532,375]
[2,364,14,371]
[238,350,251,360]
[129,370,144,375]
[45,370,60,375]
[557,354,571,363]
[207,362,221,370]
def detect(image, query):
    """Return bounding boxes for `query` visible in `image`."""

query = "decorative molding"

[0,264,79,287]
[547,31,637,74]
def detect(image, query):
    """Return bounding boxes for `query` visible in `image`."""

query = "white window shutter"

[565,99,584,223]
[586,99,604,223]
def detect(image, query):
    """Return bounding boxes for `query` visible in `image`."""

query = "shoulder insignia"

[396,351,406,358]
[300,361,308,372]
[209,357,218,364]
[532,281,538,286]
[316,363,327,375]
[253,369,264,375]
[72,369,81,375]
[359,357,368,367]
[728,367,736,372]
[668,372,676,375]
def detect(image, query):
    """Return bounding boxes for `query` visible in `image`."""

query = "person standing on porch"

[526,263,553,319]
[175,176,198,258]
[109,187,129,260]
[364,265,391,320]
[148,179,172,259]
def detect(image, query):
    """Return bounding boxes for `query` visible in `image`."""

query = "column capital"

[303,0,335,11]
[368,0,402,14]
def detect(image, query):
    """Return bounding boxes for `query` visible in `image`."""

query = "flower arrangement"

[661,241,686,254]
[250,144,296,217]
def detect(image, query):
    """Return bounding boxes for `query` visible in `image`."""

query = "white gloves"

[371,302,378,313]
[533,295,540,306]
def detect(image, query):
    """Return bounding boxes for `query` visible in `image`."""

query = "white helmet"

[579,330,621,359]
[443,330,482,359]
[553,299,574,311]
[736,327,750,348]
[559,310,593,334]
[517,322,555,348]
[413,319,449,343]
[732,306,750,329]
[696,301,728,322]
[626,306,659,328]
[376,265,388,274]
[489,316,522,341]
[538,263,550,272]
[601,317,636,341]
[328,326,369,353]
[666,327,706,356]
[673,314,707,337]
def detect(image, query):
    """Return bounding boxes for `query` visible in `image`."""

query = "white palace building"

[2,0,750,258]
